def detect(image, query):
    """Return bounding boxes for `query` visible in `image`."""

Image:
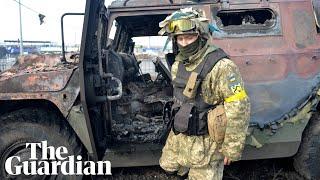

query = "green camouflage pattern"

[158,7,214,39]
[188,160,224,180]
[160,130,225,179]
[160,43,250,177]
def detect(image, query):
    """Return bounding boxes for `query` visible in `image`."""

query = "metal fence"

[0,57,16,72]
[139,58,169,80]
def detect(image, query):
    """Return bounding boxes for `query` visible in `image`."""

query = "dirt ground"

[101,158,305,180]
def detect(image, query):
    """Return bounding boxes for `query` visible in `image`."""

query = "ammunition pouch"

[207,105,227,143]
[172,103,208,136]
[170,103,228,140]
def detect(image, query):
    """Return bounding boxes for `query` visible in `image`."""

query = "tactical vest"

[171,48,228,136]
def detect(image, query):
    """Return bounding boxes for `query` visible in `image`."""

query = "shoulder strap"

[197,48,229,79]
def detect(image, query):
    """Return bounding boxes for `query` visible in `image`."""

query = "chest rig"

[169,48,228,136]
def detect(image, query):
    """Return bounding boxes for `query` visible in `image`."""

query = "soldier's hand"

[224,157,232,165]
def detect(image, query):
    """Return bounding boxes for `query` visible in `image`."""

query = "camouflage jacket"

[170,43,250,162]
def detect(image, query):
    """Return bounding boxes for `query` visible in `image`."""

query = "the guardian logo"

[5,141,112,176]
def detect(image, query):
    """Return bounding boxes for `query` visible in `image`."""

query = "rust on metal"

[0,54,80,116]
[210,1,320,83]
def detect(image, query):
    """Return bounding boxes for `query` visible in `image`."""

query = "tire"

[293,112,320,180]
[0,107,83,180]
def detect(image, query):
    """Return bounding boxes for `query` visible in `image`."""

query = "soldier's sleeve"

[212,58,250,161]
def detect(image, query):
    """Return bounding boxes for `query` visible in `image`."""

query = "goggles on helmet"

[166,19,196,33]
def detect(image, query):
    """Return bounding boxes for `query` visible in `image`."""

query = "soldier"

[158,8,251,180]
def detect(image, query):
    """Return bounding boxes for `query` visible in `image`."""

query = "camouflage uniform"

[158,8,250,180]
[160,42,250,179]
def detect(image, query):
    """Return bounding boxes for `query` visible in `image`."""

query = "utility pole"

[18,0,24,56]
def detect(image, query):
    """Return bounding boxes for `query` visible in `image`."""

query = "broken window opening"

[216,8,276,31]
[133,36,171,80]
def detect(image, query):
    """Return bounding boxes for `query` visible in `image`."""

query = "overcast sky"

[0,0,116,45]
[0,0,168,48]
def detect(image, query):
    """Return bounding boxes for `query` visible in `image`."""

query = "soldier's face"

[176,34,199,47]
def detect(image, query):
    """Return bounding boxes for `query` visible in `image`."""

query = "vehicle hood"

[0,54,78,93]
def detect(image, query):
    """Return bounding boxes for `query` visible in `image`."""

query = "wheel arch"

[0,99,65,118]
[0,99,94,157]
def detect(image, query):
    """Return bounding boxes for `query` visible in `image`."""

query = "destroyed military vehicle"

[0,0,319,179]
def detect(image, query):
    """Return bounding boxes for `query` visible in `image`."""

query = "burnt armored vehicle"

[0,0,319,179]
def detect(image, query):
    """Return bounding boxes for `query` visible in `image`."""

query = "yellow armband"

[224,90,247,103]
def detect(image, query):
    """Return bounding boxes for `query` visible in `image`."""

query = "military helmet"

[158,7,219,39]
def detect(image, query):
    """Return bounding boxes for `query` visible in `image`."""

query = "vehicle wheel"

[293,112,320,180]
[0,107,83,180]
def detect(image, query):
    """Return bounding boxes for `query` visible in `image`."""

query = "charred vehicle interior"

[106,14,174,144]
